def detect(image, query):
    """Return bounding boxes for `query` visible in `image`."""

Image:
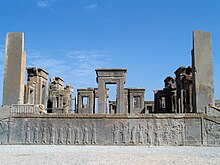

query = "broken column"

[2,32,26,106]
[192,30,215,115]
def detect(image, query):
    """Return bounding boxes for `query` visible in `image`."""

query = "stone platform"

[1,112,220,146]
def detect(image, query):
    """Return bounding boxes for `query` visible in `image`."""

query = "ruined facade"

[154,76,176,113]
[0,30,220,146]
[47,77,73,113]
[175,66,193,113]
[76,88,97,114]
[24,67,49,107]
[154,66,194,114]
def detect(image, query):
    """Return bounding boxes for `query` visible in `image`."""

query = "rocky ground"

[0,145,220,165]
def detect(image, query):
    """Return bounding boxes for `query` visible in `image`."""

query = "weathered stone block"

[192,30,216,115]
[1,114,215,146]
[3,32,26,106]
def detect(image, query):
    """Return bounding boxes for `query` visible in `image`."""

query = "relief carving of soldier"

[50,124,56,144]
[90,124,97,144]
[33,123,39,144]
[25,123,31,144]
[112,124,119,144]
[66,124,72,144]
[41,123,47,144]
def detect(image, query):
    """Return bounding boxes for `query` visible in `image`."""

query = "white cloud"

[37,1,49,8]
[84,4,98,9]
[0,48,110,103]
[66,50,109,88]
[26,50,68,79]
[26,49,109,89]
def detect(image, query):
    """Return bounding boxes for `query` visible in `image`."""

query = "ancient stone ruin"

[0,31,220,146]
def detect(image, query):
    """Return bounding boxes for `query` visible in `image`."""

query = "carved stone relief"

[0,120,9,144]
[33,123,39,144]
[90,124,97,144]
[112,124,119,144]
[205,120,220,146]
[58,126,64,144]
[136,124,144,144]
[24,123,31,144]
[5,117,215,146]
[145,122,153,145]
[50,124,56,144]
[41,123,47,144]
[0,120,8,136]
[74,126,81,144]
[83,127,88,144]
[111,119,185,146]
[21,121,98,145]
[66,124,72,144]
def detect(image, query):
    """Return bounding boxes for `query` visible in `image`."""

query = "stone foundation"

[1,113,220,146]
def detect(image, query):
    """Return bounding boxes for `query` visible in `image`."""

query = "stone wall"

[1,113,220,146]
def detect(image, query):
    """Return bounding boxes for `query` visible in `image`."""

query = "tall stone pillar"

[98,79,107,114]
[3,32,26,106]
[189,84,193,112]
[117,78,125,114]
[192,30,215,115]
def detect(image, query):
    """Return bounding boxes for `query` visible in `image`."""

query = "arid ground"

[0,146,220,165]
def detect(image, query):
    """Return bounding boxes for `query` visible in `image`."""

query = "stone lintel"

[95,68,127,83]
[77,88,96,92]
[27,67,49,80]
[127,88,145,93]
[145,101,154,104]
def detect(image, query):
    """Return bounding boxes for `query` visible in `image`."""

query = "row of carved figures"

[3,119,220,145]
[24,123,97,145]
[23,121,185,145]
[112,121,185,145]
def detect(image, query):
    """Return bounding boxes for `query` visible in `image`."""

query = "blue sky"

[0,0,219,103]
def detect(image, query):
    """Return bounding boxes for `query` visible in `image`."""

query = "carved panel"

[2,116,217,146]
[205,119,220,146]
[0,120,9,144]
